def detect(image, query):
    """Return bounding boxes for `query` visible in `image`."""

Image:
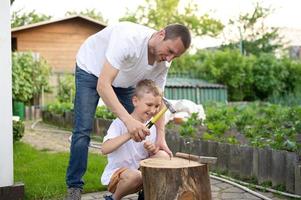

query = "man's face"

[154,36,187,62]
[133,93,162,122]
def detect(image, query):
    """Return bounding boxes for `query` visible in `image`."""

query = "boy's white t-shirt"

[76,21,170,90]
[101,118,157,185]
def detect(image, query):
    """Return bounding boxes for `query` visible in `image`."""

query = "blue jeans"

[66,66,135,189]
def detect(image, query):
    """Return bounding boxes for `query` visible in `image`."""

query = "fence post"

[271,150,286,187]
[286,152,298,193]
[257,148,272,184]
[217,143,230,173]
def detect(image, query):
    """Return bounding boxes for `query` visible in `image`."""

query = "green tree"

[120,0,224,37]
[65,9,108,24]
[224,3,284,56]
[11,10,52,28]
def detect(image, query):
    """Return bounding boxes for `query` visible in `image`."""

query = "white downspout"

[0,0,14,187]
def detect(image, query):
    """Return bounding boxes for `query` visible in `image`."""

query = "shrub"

[12,52,51,104]
[46,101,73,115]
[179,113,201,138]
[95,106,115,120]
[57,74,75,103]
[13,120,25,142]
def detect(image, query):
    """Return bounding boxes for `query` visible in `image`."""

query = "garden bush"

[46,101,73,115]
[13,120,25,142]
[95,106,115,119]
[170,49,301,102]
[202,102,301,152]
[57,74,75,103]
[12,52,51,104]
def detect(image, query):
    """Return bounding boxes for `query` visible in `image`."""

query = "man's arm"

[101,133,131,155]
[97,60,149,142]
[154,106,173,157]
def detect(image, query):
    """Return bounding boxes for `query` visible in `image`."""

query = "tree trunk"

[140,157,212,200]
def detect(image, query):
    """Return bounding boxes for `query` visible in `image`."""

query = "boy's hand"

[144,141,159,155]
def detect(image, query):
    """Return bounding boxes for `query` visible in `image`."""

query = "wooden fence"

[166,131,301,195]
[41,111,301,195]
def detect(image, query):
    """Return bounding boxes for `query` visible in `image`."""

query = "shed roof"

[12,15,107,32]
[166,77,226,88]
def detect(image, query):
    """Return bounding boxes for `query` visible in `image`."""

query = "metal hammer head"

[162,97,176,114]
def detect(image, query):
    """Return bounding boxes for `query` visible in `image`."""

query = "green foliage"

[252,53,288,99]
[12,52,51,103]
[95,106,115,120]
[11,10,51,28]
[170,49,301,101]
[13,120,24,142]
[120,0,224,37]
[65,9,108,23]
[179,113,201,138]
[46,101,73,115]
[57,75,75,103]
[224,3,284,56]
[14,142,107,199]
[203,102,301,152]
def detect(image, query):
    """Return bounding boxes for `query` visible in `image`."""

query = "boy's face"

[132,93,162,122]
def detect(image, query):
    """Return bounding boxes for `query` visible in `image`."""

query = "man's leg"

[66,66,99,190]
[112,86,135,114]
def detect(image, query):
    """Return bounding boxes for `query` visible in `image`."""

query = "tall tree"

[120,0,224,37]
[223,3,284,56]
[65,9,108,24]
[11,10,52,28]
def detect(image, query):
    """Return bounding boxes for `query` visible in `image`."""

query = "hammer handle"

[176,152,217,164]
[146,106,168,128]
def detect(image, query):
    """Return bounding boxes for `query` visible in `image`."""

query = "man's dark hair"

[164,24,191,49]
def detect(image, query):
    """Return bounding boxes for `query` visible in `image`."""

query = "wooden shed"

[165,76,228,104]
[11,15,106,73]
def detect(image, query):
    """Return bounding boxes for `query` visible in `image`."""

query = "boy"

[101,79,170,200]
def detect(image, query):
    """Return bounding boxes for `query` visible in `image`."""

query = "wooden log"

[140,157,212,200]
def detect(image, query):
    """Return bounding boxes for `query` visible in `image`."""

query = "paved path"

[81,178,264,200]
[24,121,289,200]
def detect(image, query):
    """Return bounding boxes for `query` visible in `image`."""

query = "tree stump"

[140,157,212,200]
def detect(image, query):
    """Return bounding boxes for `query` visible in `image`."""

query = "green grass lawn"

[14,142,107,200]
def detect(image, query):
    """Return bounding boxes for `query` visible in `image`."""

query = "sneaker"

[66,188,82,200]
[138,190,144,200]
[103,194,114,200]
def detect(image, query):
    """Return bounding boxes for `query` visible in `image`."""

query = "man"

[66,21,191,200]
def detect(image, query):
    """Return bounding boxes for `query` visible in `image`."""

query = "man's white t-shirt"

[76,21,170,90]
[101,118,157,185]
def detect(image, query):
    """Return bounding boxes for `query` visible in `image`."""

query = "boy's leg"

[112,169,143,200]
[66,66,99,189]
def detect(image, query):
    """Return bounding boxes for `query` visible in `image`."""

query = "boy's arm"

[101,133,131,155]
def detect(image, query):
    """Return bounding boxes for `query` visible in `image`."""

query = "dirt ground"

[22,120,101,154]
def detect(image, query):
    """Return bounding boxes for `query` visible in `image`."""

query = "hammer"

[146,97,176,129]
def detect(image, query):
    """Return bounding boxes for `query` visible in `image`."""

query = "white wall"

[0,0,14,187]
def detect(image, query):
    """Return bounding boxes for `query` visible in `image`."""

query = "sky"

[10,0,301,28]
[10,0,301,48]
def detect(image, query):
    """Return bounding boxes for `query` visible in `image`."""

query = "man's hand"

[156,137,173,158]
[144,141,159,155]
[125,117,150,142]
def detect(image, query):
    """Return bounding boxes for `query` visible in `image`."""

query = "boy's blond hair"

[134,79,163,98]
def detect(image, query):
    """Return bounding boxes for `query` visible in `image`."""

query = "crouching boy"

[101,79,170,200]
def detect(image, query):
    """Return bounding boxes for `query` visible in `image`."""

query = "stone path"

[23,121,290,200]
[82,178,265,200]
